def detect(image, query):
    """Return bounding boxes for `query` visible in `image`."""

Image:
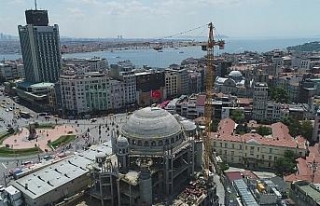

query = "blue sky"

[1,0,319,39]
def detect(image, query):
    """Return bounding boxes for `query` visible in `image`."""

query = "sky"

[1,0,320,39]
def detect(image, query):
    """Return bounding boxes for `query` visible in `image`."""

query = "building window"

[239,145,242,150]
[138,140,142,146]
[213,142,216,147]
[231,151,234,156]
[151,141,156,147]
[224,150,227,155]
[269,155,272,160]
[225,143,228,148]
[269,148,273,153]
[232,144,234,149]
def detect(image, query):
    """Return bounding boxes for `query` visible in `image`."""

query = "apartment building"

[0,62,25,81]
[60,70,112,114]
[135,69,166,106]
[290,181,320,206]
[252,82,268,121]
[188,70,202,94]
[110,79,124,109]
[165,67,190,97]
[211,118,307,169]
[109,61,136,105]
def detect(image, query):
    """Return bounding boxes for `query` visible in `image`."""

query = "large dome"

[121,107,182,139]
[228,70,243,78]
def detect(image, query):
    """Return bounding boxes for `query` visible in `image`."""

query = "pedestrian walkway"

[2,125,76,151]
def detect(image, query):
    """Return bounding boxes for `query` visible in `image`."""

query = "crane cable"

[150,23,209,43]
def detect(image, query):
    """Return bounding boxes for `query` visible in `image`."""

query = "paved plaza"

[2,125,76,151]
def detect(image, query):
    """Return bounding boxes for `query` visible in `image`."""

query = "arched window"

[138,140,142,146]
[171,138,174,144]
[165,139,169,145]
[158,141,163,146]
[144,141,149,147]
[151,141,156,147]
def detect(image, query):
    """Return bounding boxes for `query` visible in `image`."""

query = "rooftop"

[12,155,92,199]
[212,118,306,149]
[121,107,182,140]
[30,82,55,89]
[234,179,259,206]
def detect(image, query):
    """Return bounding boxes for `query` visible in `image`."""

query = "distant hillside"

[287,41,320,52]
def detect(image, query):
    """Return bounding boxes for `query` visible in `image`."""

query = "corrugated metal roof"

[234,179,259,206]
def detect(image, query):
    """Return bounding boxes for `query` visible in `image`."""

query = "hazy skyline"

[1,0,320,39]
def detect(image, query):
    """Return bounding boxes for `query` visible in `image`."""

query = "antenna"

[34,0,38,10]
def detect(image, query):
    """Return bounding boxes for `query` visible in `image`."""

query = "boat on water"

[178,51,184,54]
[153,43,163,51]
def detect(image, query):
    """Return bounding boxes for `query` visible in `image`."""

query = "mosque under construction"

[5,107,219,206]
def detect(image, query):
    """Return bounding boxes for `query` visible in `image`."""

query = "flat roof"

[5,185,20,196]
[234,179,259,206]
[30,82,55,89]
[299,185,320,203]
[12,155,92,199]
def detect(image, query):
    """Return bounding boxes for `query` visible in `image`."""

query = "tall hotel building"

[18,9,61,83]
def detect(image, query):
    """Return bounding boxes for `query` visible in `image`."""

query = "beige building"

[165,68,190,97]
[211,118,308,169]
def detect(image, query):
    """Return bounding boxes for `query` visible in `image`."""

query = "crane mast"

[204,22,225,178]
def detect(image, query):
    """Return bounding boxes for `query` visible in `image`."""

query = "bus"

[19,111,30,118]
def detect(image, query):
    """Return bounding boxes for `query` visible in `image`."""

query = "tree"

[256,126,272,136]
[274,150,297,177]
[300,120,313,141]
[281,117,314,142]
[230,109,245,124]
[210,118,220,132]
[269,86,289,103]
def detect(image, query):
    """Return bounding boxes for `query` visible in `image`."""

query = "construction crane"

[203,22,225,178]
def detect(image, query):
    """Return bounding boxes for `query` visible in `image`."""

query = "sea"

[1,38,320,68]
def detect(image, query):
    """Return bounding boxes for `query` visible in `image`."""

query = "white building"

[0,62,25,81]
[214,71,247,97]
[60,70,112,114]
[109,62,136,105]
[252,82,268,121]
[87,57,108,72]
[110,79,125,109]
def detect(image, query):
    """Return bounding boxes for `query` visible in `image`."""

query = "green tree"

[300,120,313,141]
[274,150,297,177]
[269,86,289,103]
[281,117,314,142]
[256,126,272,136]
[230,109,245,124]
[210,118,220,132]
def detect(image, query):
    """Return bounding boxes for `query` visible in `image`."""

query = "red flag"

[151,90,161,99]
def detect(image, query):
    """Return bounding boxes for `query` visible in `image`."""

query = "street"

[0,89,130,186]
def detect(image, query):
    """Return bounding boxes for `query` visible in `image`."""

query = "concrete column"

[117,178,121,206]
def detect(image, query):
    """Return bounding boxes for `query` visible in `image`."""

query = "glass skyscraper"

[18,9,61,83]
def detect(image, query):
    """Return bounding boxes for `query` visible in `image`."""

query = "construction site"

[0,22,224,206]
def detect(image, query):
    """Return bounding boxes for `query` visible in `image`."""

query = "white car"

[5,109,9,112]
[9,107,12,111]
